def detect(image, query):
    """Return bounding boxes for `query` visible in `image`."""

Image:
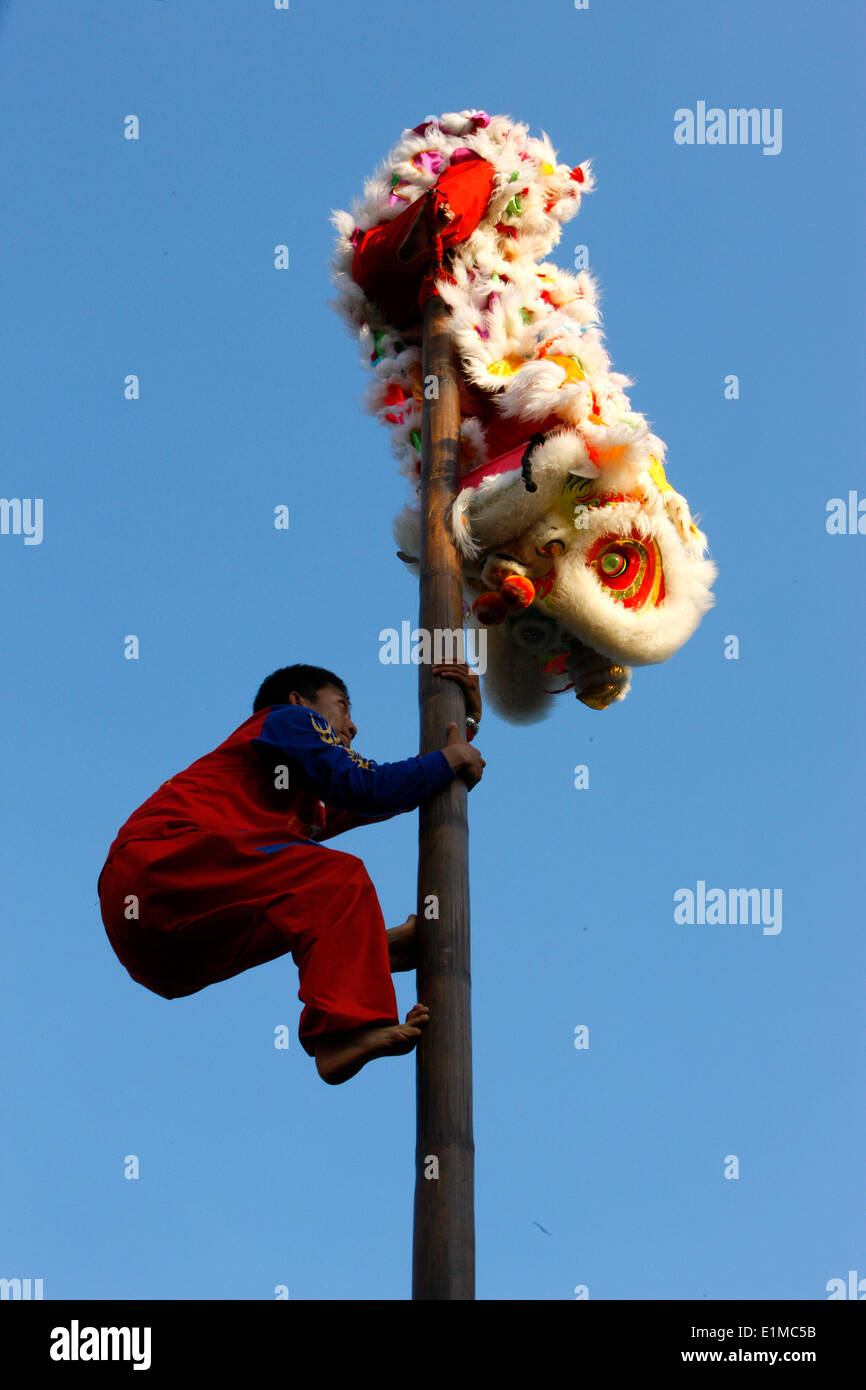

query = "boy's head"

[253,664,355,746]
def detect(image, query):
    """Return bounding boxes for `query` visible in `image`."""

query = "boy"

[97,663,484,1084]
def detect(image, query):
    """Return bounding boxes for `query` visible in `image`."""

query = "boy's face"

[290,684,357,748]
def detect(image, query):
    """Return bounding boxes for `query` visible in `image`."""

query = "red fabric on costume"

[98,826,399,1057]
[351,156,496,328]
[427,155,497,248]
[472,405,566,463]
[455,370,567,471]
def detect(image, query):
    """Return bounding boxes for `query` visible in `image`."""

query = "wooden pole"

[412,293,475,1300]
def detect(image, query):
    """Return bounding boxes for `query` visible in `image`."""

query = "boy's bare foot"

[387,913,417,972]
[315,1004,430,1085]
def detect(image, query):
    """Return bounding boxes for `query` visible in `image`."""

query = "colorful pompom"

[472,592,508,625]
[500,575,536,610]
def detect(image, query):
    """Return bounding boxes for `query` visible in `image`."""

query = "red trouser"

[97,827,400,1057]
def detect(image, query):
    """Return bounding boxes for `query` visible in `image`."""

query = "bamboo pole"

[412,293,475,1300]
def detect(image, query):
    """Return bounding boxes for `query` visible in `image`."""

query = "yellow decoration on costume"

[487,355,525,377]
[546,354,585,382]
[648,456,701,538]
[310,714,372,768]
[648,455,673,493]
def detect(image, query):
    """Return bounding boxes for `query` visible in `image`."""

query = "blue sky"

[1,0,862,1301]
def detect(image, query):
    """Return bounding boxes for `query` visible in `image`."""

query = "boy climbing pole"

[97,663,484,1084]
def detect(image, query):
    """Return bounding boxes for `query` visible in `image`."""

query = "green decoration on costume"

[601,551,628,576]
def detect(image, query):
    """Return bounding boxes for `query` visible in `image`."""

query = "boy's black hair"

[253,664,349,713]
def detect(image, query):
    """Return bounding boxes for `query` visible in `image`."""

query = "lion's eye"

[586,531,666,611]
[600,550,627,576]
[536,538,565,558]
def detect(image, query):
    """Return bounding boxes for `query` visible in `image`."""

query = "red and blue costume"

[97,706,455,1055]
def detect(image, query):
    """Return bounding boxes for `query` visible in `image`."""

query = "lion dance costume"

[331,109,716,719]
